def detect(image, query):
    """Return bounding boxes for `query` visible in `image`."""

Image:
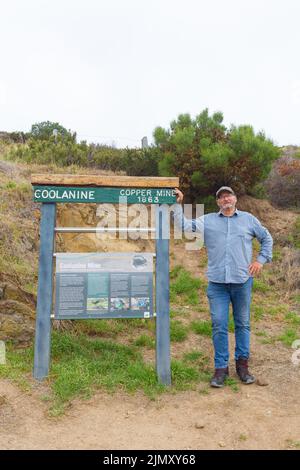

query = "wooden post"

[155,204,171,385]
[33,203,56,380]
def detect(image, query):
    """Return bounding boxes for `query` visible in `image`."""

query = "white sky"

[0,0,299,147]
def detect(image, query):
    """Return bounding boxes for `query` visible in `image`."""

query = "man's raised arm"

[173,188,204,233]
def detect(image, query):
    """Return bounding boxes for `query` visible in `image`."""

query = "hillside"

[0,157,300,450]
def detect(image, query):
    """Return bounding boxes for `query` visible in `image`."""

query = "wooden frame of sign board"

[31,174,179,386]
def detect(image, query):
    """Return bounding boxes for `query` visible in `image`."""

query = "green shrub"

[154,109,279,203]
[122,147,160,176]
[30,121,75,142]
[4,137,126,171]
[89,144,126,172]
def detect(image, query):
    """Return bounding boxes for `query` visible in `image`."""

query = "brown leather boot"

[236,357,255,384]
[210,367,229,388]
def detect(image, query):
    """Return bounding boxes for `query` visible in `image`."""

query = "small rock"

[218,441,226,448]
[256,378,269,386]
[195,422,205,429]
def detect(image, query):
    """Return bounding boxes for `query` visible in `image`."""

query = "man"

[174,186,273,388]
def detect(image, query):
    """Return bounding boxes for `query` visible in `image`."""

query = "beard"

[221,202,235,209]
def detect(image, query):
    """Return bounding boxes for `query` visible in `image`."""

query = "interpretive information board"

[55,253,154,319]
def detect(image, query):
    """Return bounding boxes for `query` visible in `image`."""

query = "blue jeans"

[206,277,253,369]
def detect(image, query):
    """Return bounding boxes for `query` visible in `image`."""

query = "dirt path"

[1,338,300,450]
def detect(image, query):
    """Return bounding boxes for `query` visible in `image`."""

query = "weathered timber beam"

[31,174,179,188]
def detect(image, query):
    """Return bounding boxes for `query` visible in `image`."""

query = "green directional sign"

[33,186,176,204]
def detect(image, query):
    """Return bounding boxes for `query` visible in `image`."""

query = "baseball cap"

[216,186,235,198]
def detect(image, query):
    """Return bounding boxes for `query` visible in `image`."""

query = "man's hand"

[175,188,184,204]
[249,261,263,276]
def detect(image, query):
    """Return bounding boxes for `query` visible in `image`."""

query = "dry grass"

[270,247,300,299]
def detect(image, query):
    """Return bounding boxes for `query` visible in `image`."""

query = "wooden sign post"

[31,174,179,386]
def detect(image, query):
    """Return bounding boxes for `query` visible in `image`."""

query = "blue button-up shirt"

[173,204,273,284]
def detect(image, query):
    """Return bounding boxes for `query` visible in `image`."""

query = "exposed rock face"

[0,301,35,342]
[0,278,35,305]
[0,279,35,343]
[56,203,154,254]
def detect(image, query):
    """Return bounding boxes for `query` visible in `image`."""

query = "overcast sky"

[0,0,299,147]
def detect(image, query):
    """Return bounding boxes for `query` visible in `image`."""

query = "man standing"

[174,186,273,388]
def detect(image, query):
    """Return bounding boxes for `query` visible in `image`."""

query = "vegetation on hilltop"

[1,111,283,209]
